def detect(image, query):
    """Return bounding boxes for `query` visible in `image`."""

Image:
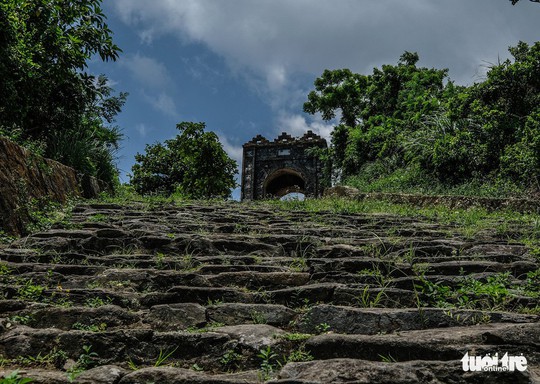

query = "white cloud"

[119,53,171,90]
[112,0,540,90]
[216,132,244,201]
[217,133,243,167]
[112,0,540,133]
[143,92,178,117]
[135,123,148,137]
[266,65,287,91]
[277,113,335,141]
[138,28,156,45]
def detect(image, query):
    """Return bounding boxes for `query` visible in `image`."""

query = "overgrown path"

[0,199,539,383]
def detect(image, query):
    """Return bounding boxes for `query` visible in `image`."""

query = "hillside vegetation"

[305,43,540,197]
[0,0,125,187]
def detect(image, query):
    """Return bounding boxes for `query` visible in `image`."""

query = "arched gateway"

[241,131,328,200]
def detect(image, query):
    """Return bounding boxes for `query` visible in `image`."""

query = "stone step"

[304,323,540,362]
[296,304,538,335]
[270,358,536,384]
[0,327,231,366]
[1,200,539,384]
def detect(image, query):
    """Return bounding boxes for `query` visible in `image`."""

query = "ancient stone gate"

[241,131,327,200]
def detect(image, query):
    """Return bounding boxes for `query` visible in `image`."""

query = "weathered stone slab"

[207,272,310,289]
[30,305,140,330]
[207,303,297,326]
[145,303,206,331]
[119,367,260,384]
[272,358,533,384]
[297,305,539,335]
[213,324,286,350]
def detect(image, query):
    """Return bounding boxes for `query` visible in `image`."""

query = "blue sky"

[88,1,540,198]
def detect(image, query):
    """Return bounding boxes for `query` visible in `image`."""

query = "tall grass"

[344,162,526,198]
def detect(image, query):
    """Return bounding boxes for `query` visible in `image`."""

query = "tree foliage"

[511,0,540,5]
[305,52,448,177]
[131,122,238,198]
[0,0,126,185]
[305,42,540,193]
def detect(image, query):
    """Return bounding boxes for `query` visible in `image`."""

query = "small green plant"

[24,197,77,233]
[289,257,307,272]
[527,245,540,260]
[524,269,540,296]
[0,231,16,245]
[287,347,314,363]
[53,296,74,308]
[17,279,44,301]
[379,353,398,363]
[233,223,249,234]
[411,263,432,276]
[0,263,11,276]
[154,347,178,367]
[67,345,98,382]
[517,305,540,315]
[220,349,243,372]
[72,322,107,332]
[206,298,223,306]
[9,315,32,325]
[416,272,513,310]
[155,252,167,269]
[191,363,204,372]
[315,323,331,334]
[444,310,491,325]
[471,313,492,325]
[415,278,453,308]
[358,267,380,277]
[250,311,267,324]
[356,285,387,308]
[0,354,9,367]
[279,333,312,341]
[77,345,99,369]
[66,366,84,381]
[127,358,139,371]
[258,346,278,380]
[84,296,112,308]
[88,214,108,222]
[13,348,67,368]
[181,253,198,271]
[0,370,33,384]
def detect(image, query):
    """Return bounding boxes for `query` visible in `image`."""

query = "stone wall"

[0,136,108,236]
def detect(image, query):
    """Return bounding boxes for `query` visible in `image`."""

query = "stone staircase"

[0,201,539,383]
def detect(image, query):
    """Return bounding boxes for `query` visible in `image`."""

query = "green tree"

[511,0,540,5]
[303,69,368,128]
[0,0,125,186]
[305,52,449,178]
[306,42,540,193]
[460,41,540,186]
[131,122,238,198]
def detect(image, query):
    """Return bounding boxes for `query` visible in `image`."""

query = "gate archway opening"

[280,192,305,201]
[264,168,306,198]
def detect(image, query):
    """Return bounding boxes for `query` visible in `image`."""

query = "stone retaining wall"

[0,136,108,235]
